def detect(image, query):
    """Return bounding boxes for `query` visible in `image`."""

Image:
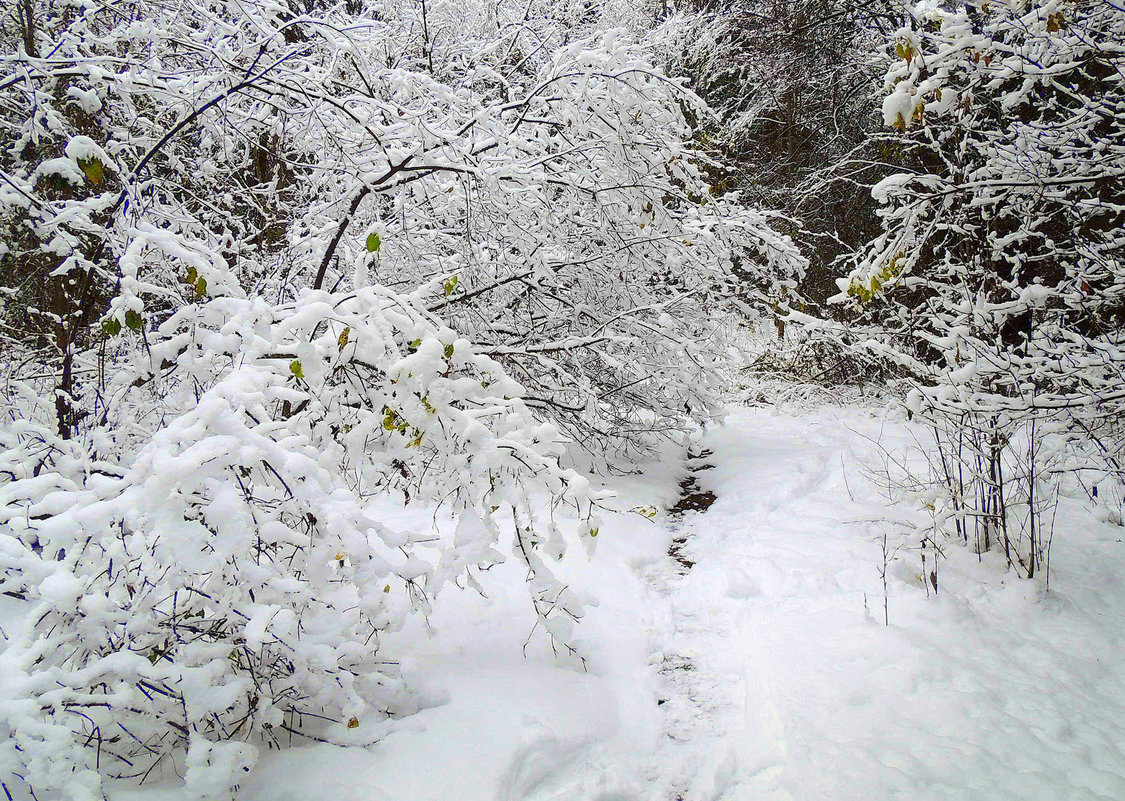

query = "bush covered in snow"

[835,0,1125,574]
[0,276,604,798]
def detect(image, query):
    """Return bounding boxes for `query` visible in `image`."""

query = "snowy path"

[643,407,1125,801]
[155,405,1125,801]
[643,408,875,800]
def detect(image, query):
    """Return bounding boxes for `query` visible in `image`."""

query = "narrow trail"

[643,420,838,800]
[667,448,715,572]
[648,447,729,800]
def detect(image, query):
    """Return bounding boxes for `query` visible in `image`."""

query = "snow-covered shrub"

[290,20,807,452]
[836,0,1125,576]
[735,325,898,408]
[0,273,599,799]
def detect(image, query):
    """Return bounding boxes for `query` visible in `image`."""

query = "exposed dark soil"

[670,448,717,517]
[668,535,696,570]
[667,449,717,570]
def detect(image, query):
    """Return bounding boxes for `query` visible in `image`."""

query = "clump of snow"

[63,135,116,173]
[882,82,917,128]
[33,157,86,187]
[66,87,103,115]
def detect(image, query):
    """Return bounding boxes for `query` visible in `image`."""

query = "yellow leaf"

[78,157,104,185]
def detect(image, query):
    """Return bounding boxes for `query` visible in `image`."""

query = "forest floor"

[118,404,1125,801]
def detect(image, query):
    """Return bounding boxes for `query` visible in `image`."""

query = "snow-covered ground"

[104,404,1125,800]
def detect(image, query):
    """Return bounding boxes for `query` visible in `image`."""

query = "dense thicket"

[837,0,1125,574]
[0,1,801,797]
[654,0,898,303]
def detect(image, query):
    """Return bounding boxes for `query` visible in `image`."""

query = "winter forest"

[1,0,1123,798]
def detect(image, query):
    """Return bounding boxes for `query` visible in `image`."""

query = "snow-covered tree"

[0,0,804,454]
[0,281,599,799]
[285,2,807,452]
[837,0,1125,573]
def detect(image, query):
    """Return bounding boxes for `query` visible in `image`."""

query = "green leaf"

[366,233,381,253]
[443,275,459,297]
[289,360,305,379]
[443,343,454,359]
[124,310,143,331]
[194,277,208,297]
[102,318,121,336]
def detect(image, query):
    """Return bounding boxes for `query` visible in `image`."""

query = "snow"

[881,84,916,130]
[650,407,1125,799]
[64,88,102,115]
[33,157,86,187]
[36,570,85,607]
[13,402,1124,800]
